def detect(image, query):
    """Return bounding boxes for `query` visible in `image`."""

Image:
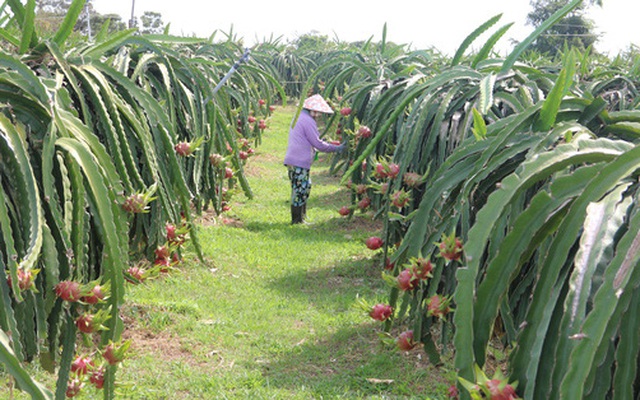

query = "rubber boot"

[301,203,307,222]
[291,205,304,224]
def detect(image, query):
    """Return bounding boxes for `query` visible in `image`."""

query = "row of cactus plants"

[0,0,283,398]
[6,0,640,397]
[294,0,640,398]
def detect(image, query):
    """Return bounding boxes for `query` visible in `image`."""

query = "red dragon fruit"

[403,172,423,188]
[387,163,400,179]
[70,355,94,376]
[365,236,383,250]
[122,186,157,213]
[384,257,395,271]
[174,137,204,157]
[426,294,452,319]
[397,268,419,291]
[75,313,96,334]
[125,266,146,283]
[7,268,37,292]
[209,153,225,168]
[55,280,82,302]
[165,223,177,241]
[397,330,416,351]
[411,258,433,280]
[80,284,105,305]
[89,366,105,389]
[121,193,145,213]
[174,141,192,156]
[369,304,393,321]
[154,245,171,260]
[358,126,372,138]
[357,197,371,210]
[486,379,519,400]
[391,190,411,208]
[66,378,83,398]
[373,163,387,180]
[224,167,234,179]
[102,340,131,365]
[437,233,463,262]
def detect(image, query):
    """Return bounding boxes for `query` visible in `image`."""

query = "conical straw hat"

[303,94,334,114]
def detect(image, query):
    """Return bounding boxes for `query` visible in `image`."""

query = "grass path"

[4,106,451,399]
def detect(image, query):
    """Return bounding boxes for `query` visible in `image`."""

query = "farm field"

[0,106,453,399]
[3,1,640,398]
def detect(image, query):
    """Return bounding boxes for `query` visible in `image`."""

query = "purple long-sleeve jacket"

[284,110,341,169]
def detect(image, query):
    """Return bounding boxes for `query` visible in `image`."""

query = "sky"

[91,0,638,57]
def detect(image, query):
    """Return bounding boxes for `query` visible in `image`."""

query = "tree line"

[35,0,165,36]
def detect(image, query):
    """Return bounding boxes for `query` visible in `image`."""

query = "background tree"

[35,0,134,37]
[35,0,72,13]
[84,12,127,34]
[293,31,335,52]
[526,0,601,56]
[34,0,72,35]
[139,11,165,34]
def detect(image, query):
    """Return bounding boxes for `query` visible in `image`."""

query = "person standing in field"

[284,94,345,224]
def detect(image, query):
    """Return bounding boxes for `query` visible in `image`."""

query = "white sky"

[91,0,638,57]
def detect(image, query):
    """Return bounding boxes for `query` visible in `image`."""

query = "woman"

[284,94,345,224]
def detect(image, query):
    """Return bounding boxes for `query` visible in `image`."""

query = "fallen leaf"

[366,378,394,384]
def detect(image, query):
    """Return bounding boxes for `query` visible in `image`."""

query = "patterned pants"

[287,166,311,207]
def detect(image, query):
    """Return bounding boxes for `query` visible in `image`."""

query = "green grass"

[0,105,453,399]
